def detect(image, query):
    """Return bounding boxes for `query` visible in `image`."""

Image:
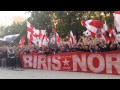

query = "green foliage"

[0,21,27,45]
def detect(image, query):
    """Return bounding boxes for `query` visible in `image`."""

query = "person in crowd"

[109,43,117,51]
[38,47,45,54]
[77,45,84,51]
[64,44,70,52]
[117,44,120,51]
[22,47,31,54]
[15,48,22,68]
[71,44,78,52]
[9,48,16,70]
[90,45,95,52]
[84,45,90,52]
[0,47,7,69]
[101,44,109,52]
[7,46,11,69]
[31,47,38,54]
[94,45,101,53]
[60,46,66,53]
[0,47,2,68]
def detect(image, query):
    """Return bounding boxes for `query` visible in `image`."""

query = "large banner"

[20,51,120,75]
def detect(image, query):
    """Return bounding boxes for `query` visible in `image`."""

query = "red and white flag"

[56,33,61,44]
[70,31,76,44]
[102,26,116,43]
[83,30,91,37]
[50,28,61,45]
[38,30,47,47]
[27,21,35,46]
[113,11,120,33]
[101,33,110,42]
[19,36,25,47]
[103,20,108,32]
[42,34,49,46]
[81,19,104,37]
[33,29,42,38]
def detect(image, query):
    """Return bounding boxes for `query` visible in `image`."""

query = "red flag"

[19,36,25,47]
[81,19,86,26]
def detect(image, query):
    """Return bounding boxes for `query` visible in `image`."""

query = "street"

[0,68,120,79]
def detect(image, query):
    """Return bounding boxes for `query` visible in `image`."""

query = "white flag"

[103,20,108,31]
[0,34,20,42]
[113,11,120,32]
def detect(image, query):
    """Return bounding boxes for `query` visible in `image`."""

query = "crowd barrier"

[20,51,120,75]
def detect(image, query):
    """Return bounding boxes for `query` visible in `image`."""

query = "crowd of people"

[0,36,120,70]
[0,46,22,70]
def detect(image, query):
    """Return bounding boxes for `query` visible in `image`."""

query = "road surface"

[0,68,119,79]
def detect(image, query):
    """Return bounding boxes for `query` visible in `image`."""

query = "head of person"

[78,45,82,49]
[85,45,89,50]
[99,42,103,47]
[91,45,95,49]
[103,44,107,48]
[110,44,116,50]
[94,45,99,51]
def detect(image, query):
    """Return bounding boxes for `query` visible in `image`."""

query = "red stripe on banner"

[20,51,120,75]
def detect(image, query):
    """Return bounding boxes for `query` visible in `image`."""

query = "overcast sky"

[0,11,31,26]
[0,11,31,18]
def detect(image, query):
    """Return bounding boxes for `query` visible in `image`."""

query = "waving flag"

[19,36,25,47]
[0,34,20,42]
[103,21,108,32]
[81,19,104,37]
[27,21,34,46]
[70,31,76,44]
[42,34,49,46]
[113,11,120,33]
[49,28,61,44]
[101,33,110,42]
[83,30,91,37]
[56,33,61,44]
[39,30,47,47]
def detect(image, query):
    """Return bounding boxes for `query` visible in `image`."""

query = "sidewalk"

[0,68,119,79]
